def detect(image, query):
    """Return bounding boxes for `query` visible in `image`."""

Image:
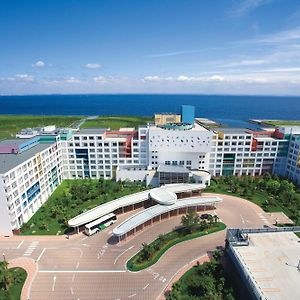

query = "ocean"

[0,94,300,128]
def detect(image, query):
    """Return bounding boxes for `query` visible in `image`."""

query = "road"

[0,194,273,300]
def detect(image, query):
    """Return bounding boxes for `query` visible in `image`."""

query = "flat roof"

[0,143,52,174]
[215,128,250,134]
[113,196,222,236]
[232,231,300,300]
[68,183,206,227]
[0,139,30,146]
[149,122,209,132]
[74,128,107,135]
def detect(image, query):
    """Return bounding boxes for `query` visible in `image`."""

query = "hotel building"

[0,106,300,234]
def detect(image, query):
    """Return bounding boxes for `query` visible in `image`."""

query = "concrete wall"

[0,177,13,235]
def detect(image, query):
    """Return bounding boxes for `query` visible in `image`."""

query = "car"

[200,213,212,220]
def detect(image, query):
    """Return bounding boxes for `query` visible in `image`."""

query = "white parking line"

[128,293,137,298]
[16,240,24,249]
[72,274,76,282]
[36,248,46,263]
[70,287,74,295]
[52,276,56,291]
[143,283,149,290]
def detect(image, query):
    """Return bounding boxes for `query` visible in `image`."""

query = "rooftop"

[0,143,52,174]
[0,139,31,146]
[74,128,107,135]
[232,231,300,300]
[149,122,209,132]
[68,183,206,227]
[215,128,250,134]
[113,196,222,236]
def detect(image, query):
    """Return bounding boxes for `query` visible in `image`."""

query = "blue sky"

[1,0,300,95]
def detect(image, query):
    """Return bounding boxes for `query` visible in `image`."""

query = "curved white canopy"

[68,183,206,227]
[113,196,222,236]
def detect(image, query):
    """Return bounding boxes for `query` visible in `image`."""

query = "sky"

[1,0,300,95]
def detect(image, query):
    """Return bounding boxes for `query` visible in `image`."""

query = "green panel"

[39,136,57,142]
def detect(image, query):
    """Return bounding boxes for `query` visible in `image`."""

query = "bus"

[84,213,117,236]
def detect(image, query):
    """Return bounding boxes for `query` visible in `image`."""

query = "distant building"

[154,113,181,126]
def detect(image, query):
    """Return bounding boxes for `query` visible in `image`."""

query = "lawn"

[127,222,226,272]
[263,120,300,127]
[206,174,300,225]
[0,115,83,139]
[20,179,147,235]
[81,116,152,130]
[0,267,27,300]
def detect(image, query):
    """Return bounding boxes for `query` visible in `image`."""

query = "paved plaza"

[1,194,274,300]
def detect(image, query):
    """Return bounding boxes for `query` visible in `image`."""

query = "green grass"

[20,179,147,235]
[81,116,152,130]
[127,222,226,272]
[0,267,27,300]
[0,115,83,139]
[263,120,300,126]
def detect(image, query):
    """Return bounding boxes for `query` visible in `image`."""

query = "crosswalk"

[257,213,271,226]
[23,241,39,256]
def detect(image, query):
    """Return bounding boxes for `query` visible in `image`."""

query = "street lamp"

[2,252,5,262]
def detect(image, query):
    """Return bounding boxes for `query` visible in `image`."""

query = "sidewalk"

[159,254,210,300]
[9,257,38,300]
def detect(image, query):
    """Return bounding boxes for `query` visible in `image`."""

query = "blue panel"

[181,105,195,125]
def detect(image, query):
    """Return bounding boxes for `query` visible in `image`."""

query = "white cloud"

[143,76,162,81]
[32,60,46,68]
[85,63,102,69]
[231,0,273,17]
[93,76,108,83]
[146,50,200,58]
[66,77,81,84]
[15,74,35,81]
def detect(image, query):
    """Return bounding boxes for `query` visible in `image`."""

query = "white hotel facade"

[1,108,300,235]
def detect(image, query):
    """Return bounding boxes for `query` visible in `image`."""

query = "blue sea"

[0,94,300,128]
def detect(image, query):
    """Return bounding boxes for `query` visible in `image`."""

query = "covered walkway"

[68,183,205,232]
[113,196,222,242]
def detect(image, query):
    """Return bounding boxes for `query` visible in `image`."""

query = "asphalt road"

[0,194,273,300]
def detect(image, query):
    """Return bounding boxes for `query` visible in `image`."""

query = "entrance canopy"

[113,196,222,236]
[68,183,206,228]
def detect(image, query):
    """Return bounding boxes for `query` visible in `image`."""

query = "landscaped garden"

[0,261,27,300]
[127,211,226,271]
[165,250,237,300]
[206,173,300,225]
[81,115,152,130]
[20,179,147,235]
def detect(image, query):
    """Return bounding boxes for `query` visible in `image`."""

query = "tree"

[140,243,154,261]
[0,261,12,291]
[181,210,200,234]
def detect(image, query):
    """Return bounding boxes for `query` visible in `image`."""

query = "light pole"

[2,252,6,262]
